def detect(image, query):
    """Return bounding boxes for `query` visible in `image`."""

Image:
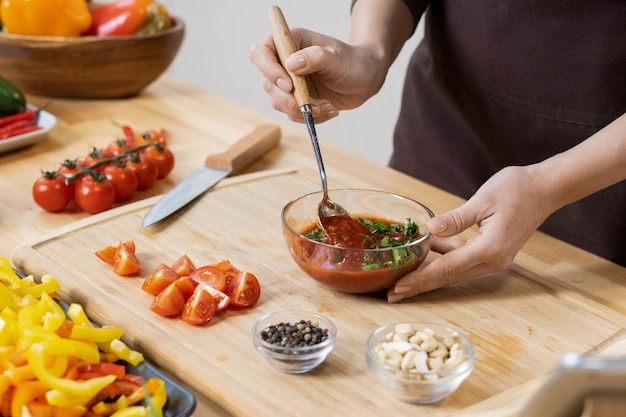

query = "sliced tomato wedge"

[197,282,231,312]
[181,286,217,325]
[150,282,185,317]
[113,242,142,276]
[95,244,117,264]
[171,254,196,277]
[142,263,178,296]
[224,271,261,309]
[212,259,241,283]
[189,265,226,291]
[174,276,198,300]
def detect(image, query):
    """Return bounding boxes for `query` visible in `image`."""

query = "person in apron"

[249,0,626,301]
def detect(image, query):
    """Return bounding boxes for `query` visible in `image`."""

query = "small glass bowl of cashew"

[365,322,475,404]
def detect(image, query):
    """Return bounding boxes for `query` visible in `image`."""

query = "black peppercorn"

[261,320,329,348]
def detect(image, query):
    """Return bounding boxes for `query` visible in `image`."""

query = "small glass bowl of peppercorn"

[253,310,337,374]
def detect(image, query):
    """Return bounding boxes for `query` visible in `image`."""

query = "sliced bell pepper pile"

[0,256,167,417]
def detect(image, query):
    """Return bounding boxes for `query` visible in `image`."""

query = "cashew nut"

[372,323,469,381]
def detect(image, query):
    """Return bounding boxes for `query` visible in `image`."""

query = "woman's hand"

[248,28,389,124]
[388,165,556,302]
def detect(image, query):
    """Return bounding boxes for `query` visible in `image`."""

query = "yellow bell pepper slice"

[67,303,92,326]
[14,275,61,299]
[111,405,148,417]
[99,338,144,367]
[71,325,124,343]
[0,257,21,288]
[0,256,168,415]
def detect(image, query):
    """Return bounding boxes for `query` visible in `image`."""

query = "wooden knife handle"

[268,5,311,108]
[204,124,281,173]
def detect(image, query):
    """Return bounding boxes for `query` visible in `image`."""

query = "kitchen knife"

[141,124,281,227]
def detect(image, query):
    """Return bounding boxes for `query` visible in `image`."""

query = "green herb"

[305,217,421,248]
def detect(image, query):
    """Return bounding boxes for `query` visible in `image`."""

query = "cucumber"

[0,75,27,117]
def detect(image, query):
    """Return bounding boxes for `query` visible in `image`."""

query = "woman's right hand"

[248,28,390,124]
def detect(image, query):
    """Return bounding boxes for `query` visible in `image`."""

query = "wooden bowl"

[0,18,185,99]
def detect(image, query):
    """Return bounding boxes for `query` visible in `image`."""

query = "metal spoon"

[268,6,373,247]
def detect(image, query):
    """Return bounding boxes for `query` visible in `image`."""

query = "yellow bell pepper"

[0,256,168,415]
[71,325,124,343]
[99,338,144,367]
[0,0,92,37]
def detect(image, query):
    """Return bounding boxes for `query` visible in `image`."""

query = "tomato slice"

[150,282,185,317]
[95,244,117,265]
[224,271,261,309]
[171,254,196,277]
[113,242,142,276]
[142,263,178,296]
[197,282,231,312]
[96,240,136,265]
[189,266,226,291]
[174,276,198,300]
[181,286,217,325]
[212,259,241,283]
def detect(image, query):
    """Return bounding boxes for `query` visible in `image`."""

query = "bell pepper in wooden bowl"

[0,0,185,98]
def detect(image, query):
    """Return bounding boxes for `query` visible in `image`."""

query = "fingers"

[387,246,493,302]
[387,231,513,302]
[427,203,482,238]
[248,36,293,93]
[429,235,466,254]
[250,35,339,124]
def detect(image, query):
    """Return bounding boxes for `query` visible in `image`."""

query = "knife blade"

[142,124,281,227]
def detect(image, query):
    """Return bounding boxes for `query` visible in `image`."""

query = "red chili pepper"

[122,125,135,146]
[0,109,37,128]
[0,125,42,140]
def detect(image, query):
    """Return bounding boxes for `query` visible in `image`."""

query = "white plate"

[0,107,57,155]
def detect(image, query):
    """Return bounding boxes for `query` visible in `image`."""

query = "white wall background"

[160,1,424,166]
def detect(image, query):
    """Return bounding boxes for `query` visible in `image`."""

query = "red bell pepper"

[83,0,172,37]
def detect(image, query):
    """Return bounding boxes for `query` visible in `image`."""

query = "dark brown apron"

[389,0,626,266]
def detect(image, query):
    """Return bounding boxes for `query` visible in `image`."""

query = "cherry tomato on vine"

[106,138,132,156]
[57,159,82,194]
[103,163,138,202]
[74,173,115,214]
[79,148,115,171]
[127,152,158,190]
[32,171,73,213]
[143,145,174,179]
[134,128,168,147]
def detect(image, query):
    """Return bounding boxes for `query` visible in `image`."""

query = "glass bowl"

[252,310,337,374]
[281,189,434,293]
[365,322,474,403]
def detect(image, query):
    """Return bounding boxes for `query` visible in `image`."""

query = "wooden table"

[2,76,625,417]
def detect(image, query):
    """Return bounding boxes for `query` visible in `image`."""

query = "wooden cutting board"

[12,168,626,417]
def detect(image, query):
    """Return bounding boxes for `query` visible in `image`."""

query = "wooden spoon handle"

[267,5,311,108]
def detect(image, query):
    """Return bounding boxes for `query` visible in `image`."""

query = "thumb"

[427,204,478,238]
